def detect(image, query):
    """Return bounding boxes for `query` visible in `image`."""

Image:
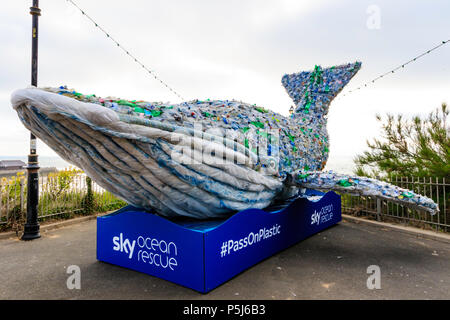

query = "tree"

[354,103,449,179]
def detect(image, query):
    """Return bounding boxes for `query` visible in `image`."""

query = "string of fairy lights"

[339,39,450,98]
[67,0,449,102]
[66,0,185,101]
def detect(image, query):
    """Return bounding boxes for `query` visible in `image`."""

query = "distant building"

[0,160,26,171]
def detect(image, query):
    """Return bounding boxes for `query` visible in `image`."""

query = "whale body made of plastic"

[11,62,439,218]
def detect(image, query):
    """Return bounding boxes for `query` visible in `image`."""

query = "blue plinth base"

[97,190,341,293]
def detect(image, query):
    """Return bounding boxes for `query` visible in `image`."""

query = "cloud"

[248,0,326,28]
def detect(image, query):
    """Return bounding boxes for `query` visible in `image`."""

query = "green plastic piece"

[150,110,163,117]
[250,121,265,129]
[402,192,414,198]
[288,134,295,143]
[297,173,310,179]
[118,100,138,108]
[257,130,269,138]
[337,179,353,187]
[255,107,268,113]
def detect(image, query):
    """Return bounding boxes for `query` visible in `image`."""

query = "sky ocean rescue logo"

[311,204,334,226]
[113,233,178,271]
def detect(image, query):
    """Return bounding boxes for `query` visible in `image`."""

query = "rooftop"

[0,160,26,169]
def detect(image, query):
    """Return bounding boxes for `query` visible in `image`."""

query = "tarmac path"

[0,219,448,300]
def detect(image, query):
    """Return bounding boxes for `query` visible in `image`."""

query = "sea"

[0,155,72,170]
[0,155,356,175]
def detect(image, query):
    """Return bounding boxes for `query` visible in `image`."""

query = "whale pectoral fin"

[292,171,439,215]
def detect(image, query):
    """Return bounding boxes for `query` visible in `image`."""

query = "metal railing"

[340,176,449,233]
[0,170,126,228]
[1,171,449,234]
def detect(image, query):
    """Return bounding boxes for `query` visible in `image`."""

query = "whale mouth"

[11,87,283,219]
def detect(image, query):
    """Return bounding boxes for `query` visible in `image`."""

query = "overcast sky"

[0,0,449,171]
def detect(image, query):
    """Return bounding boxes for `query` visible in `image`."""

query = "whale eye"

[262,157,278,175]
[269,161,276,169]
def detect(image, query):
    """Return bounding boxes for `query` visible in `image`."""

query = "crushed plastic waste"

[295,171,438,214]
[45,62,362,178]
[10,62,439,218]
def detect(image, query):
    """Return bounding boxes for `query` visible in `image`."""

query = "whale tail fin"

[280,62,362,171]
[282,62,361,115]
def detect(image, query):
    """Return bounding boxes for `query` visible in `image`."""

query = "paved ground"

[0,219,448,300]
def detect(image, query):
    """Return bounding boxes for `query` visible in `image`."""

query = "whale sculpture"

[11,62,439,219]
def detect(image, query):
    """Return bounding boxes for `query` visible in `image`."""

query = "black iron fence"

[1,171,448,234]
[0,169,126,229]
[340,176,449,233]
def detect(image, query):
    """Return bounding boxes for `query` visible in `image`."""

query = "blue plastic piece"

[97,191,341,293]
